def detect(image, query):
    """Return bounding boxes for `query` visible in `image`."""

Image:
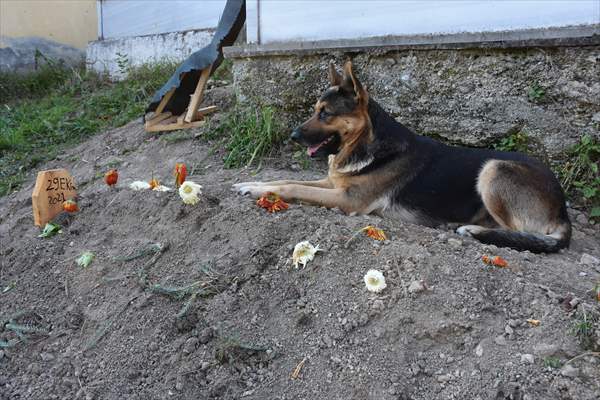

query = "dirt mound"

[1,114,599,400]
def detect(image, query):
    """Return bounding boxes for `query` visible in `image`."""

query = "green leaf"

[76,251,95,268]
[38,222,62,238]
[582,187,597,198]
[590,207,600,218]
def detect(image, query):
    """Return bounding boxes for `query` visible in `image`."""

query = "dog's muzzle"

[290,128,302,143]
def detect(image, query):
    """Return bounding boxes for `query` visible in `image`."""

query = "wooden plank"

[184,66,212,123]
[197,105,218,116]
[144,112,172,129]
[145,120,206,133]
[32,169,77,227]
[155,87,176,114]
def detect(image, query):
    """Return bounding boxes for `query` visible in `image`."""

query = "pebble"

[533,343,560,357]
[505,325,514,335]
[408,280,426,294]
[40,353,55,362]
[520,354,535,364]
[183,337,199,354]
[580,253,599,266]
[447,238,463,249]
[372,299,385,311]
[149,342,159,352]
[494,335,507,346]
[575,213,588,225]
[436,374,452,383]
[560,364,579,378]
[198,327,214,344]
[475,343,484,357]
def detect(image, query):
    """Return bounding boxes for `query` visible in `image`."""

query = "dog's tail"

[458,223,571,254]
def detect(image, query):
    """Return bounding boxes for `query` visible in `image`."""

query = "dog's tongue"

[307,144,320,156]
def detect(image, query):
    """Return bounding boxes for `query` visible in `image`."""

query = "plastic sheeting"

[145,0,245,115]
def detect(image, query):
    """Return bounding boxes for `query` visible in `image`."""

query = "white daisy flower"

[364,269,387,293]
[292,241,320,269]
[130,180,151,190]
[178,181,203,205]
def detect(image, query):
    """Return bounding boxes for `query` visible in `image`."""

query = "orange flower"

[482,255,508,268]
[256,192,289,213]
[104,169,118,187]
[149,178,160,190]
[362,226,387,241]
[173,163,187,188]
[62,199,79,213]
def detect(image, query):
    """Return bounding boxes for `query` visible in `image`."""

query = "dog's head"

[291,61,371,158]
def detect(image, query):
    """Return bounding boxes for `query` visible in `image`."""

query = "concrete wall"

[249,0,600,44]
[228,44,600,162]
[99,0,226,39]
[86,30,214,79]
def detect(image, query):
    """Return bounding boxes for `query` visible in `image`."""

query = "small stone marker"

[32,169,77,226]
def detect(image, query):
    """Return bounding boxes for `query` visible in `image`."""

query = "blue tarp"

[146,0,245,115]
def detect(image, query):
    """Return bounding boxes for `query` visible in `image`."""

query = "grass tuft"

[0,61,177,196]
[213,105,284,169]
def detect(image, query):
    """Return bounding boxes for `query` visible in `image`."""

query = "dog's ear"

[328,63,342,86]
[341,61,368,105]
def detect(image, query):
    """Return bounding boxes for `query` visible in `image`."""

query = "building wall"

[230,45,600,162]
[99,0,226,39]
[248,0,600,44]
[0,0,97,50]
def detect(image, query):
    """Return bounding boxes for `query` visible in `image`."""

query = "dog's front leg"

[238,184,355,212]
[232,178,332,191]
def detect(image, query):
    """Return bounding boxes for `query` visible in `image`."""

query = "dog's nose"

[290,129,302,142]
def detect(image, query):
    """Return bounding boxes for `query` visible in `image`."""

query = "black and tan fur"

[233,61,571,253]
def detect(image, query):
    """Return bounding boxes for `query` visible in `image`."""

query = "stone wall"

[229,45,600,160]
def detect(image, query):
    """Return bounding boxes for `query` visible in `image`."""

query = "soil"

[1,87,600,400]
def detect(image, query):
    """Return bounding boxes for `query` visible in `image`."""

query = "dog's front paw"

[456,225,484,237]
[235,185,275,199]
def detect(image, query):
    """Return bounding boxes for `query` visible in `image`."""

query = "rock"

[40,353,55,362]
[183,337,199,354]
[149,342,159,352]
[580,253,600,266]
[521,354,535,364]
[560,364,579,378]
[475,343,484,357]
[372,299,385,312]
[575,213,588,225]
[533,343,561,358]
[436,374,452,383]
[505,325,514,336]
[447,238,463,249]
[198,327,214,344]
[201,361,211,371]
[494,335,507,346]
[508,319,520,328]
[0,350,4,360]
[408,280,426,294]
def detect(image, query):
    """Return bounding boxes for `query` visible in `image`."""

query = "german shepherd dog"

[233,61,571,253]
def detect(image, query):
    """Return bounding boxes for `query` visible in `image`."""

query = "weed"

[493,131,530,153]
[215,105,284,168]
[571,307,598,351]
[559,135,600,219]
[543,356,562,369]
[0,61,177,196]
[527,83,545,103]
[211,59,233,82]
[293,148,311,169]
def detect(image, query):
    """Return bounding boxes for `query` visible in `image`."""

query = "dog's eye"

[319,109,331,120]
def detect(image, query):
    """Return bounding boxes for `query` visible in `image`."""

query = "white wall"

[99,0,227,39]
[251,0,600,44]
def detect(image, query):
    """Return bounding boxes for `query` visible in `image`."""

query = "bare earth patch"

[1,114,599,400]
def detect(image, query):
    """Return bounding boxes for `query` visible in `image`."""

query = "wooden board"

[32,169,77,227]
